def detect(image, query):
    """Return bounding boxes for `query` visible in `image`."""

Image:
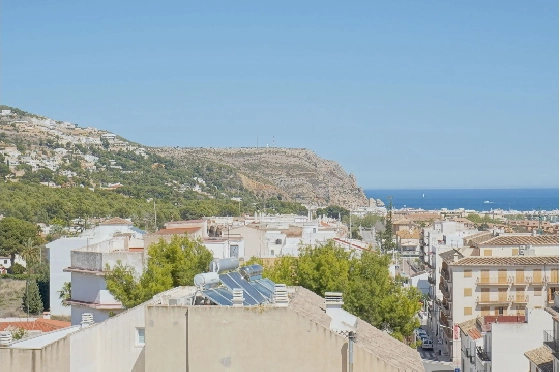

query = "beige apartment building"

[439,255,559,365]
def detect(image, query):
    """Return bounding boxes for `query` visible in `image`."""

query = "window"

[484,250,492,257]
[464,288,472,297]
[464,307,472,316]
[512,248,519,256]
[464,270,472,278]
[270,250,274,256]
[495,306,504,316]
[136,328,145,346]
[3,260,6,264]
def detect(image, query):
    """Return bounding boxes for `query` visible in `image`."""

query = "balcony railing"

[439,282,451,299]
[440,268,450,282]
[525,276,546,285]
[543,330,558,353]
[476,296,510,305]
[476,346,491,362]
[428,275,435,285]
[509,276,528,286]
[509,295,529,303]
[545,275,559,285]
[476,276,511,286]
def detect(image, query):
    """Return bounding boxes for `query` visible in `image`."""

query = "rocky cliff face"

[156,147,368,207]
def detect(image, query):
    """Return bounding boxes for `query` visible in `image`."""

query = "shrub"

[9,262,26,274]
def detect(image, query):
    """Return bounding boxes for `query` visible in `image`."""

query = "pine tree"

[22,280,43,315]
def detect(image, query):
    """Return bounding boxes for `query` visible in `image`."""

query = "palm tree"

[20,238,40,318]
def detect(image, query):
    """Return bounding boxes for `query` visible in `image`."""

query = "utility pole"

[153,199,157,230]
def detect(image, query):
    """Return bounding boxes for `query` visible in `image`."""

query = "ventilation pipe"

[81,313,94,328]
[273,284,289,306]
[348,331,356,372]
[232,288,244,306]
[0,331,12,347]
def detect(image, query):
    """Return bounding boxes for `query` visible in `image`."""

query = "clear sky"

[1,1,558,189]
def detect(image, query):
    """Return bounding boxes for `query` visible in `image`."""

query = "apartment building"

[64,235,145,325]
[458,309,550,372]
[524,292,559,372]
[440,255,559,364]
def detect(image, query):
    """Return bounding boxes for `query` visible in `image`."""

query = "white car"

[415,328,427,339]
[421,338,434,350]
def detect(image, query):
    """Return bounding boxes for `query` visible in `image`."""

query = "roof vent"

[232,288,244,306]
[325,292,344,308]
[324,292,357,334]
[0,331,12,347]
[81,313,94,328]
[273,284,289,306]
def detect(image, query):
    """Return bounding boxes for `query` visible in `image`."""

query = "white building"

[524,292,559,372]
[47,218,145,316]
[459,307,551,372]
[64,235,145,325]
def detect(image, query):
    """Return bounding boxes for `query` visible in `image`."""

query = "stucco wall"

[145,305,413,372]
[0,336,71,372]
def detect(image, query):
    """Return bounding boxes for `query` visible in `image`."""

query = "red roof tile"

[152,227,201,235]
[0,319,71,333]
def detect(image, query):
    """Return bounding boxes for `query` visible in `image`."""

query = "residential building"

[64,235,145,325]
[47,218,145,316]
[0,278,424,372]
[524,292,559,372]
[396,228,420,256]
[458,308,550,372]
[0,317,71,340]
[143,220,207,248]
[440,255,559,364]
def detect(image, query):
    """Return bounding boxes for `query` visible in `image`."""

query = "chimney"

[453,252,459,262]
[232,288,244,306]
[0,331,12,347]
[532,229,537,237]
[42,312,51,320]
[273,284,289,306]
[325,292,344,315]
[81,313,94,328]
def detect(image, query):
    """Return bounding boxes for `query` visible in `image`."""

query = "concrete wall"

[0,336,71,372]
[145,305,413,372]
[491,308,550,372]
[69,304,145,372]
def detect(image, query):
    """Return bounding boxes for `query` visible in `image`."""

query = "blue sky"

[1,1,558,189]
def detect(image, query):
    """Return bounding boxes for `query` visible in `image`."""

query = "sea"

[364,189,559,212]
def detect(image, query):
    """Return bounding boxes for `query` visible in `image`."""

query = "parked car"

[421,338,434,350]
[415,328,427,339]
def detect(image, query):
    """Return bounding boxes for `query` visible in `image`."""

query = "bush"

[9,263,26,274]
[0,273,27,280]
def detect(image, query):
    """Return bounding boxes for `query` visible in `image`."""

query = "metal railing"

[508,276,527,286]
[543,330,558,352]
[525,276,546,285]
[476,296,510,304]
[476,346,491,362]
[476,276,510,286]
[509,295,529,303]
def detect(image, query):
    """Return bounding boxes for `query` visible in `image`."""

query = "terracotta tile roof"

[464,232,494,246]
[99,217,133,226]
[524,346,554,372]
[393,218,412,225]
[458,317,482,340]
[0,319,71,333]
[450,256,559,266]
[396,229,420,239]
[544,306,559,321]
[439,249,464,264]
[289,287,424,371]
[480,235,559,246]
[152,227,201,235]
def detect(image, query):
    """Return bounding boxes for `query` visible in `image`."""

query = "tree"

[0,217,42,266]
[22,280,43,315]
[105,235,213,308]
[246,241,421,342]
[58,282,71,306]
[316,205,349,220]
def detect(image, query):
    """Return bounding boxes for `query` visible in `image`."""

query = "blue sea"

[364,189,559,212]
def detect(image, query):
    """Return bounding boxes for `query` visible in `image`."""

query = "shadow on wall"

[132,347,145,372]
[341,343,348,372]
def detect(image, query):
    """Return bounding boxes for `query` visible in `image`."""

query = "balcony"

[476,276,510,286]
[543,330,558,353]
[476,295,510,305]
[509,295,529,303]
[428,275,435,285]
[476,346,491,362]
[440,268,450,282]
[545,275,559,285]
[440,310,449,326]
[509,276,527,287]
[525,276,546,285]
[439,282,451,299]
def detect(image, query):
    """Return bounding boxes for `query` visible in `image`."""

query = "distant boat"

[422,194,424,198]
[484,201,492,204]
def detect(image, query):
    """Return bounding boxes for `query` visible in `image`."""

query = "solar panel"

[219,272,267,305]
[202,289,233,306]
[251,281,273,300]
[257,278,276,292]
[228,272,268,303]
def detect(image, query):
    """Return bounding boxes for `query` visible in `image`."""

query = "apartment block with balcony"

[459,309,551,372]
[441,255,559,365]
[525,292,559,372]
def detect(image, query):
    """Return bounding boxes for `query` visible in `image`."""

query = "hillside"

[157,147,367,207]
[0,106,368,225]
